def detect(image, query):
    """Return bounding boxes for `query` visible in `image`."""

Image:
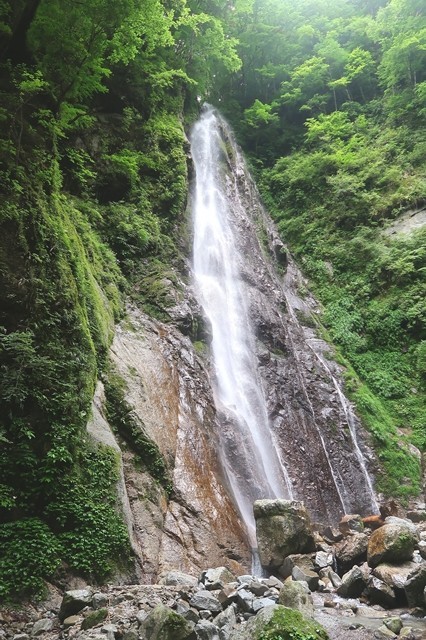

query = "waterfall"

[190,104,379,547]
[191,105,293,547]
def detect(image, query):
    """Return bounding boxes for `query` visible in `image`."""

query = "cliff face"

[91,112,381,580]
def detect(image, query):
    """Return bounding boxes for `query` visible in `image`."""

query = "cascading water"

[190,104,379,552]
[191,105,293,547]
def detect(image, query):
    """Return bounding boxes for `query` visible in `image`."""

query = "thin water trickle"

[191,105,293,545]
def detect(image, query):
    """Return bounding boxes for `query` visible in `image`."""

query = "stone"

[190,590,222,613]
[31,619,54,636]
[328,570,342,589]
[81,608,108,630]
[339,514,364,535]
[368,520,419,568]
[92,592,109,609]
[366,576,397,608]
[59,588,93,621]
[336,565,367,598]
[254,500,315,570]
[314,551,333,569]
[252,597,277,613]
[263,576,284,589]
[416,540,426,559]
[213,604,237,629]
[383,618,403,635]
[374,625,397,638]
[373,561,418,590]
[281,554,315,579]
[407,511,426,523]
[228,605,328,640]
[63,615,80,627]
[159,571,199,587]
[195,620,220,640]
[322,526,343,544]
[335,532,369,573]
[139,605,195,640]
[202,567,235,591]
[123,631,139,640]
[404,564,426,607]
[278,579,314,618]
[292,565,319,591]
[235,588,254,613]
[246,580,268,596]
[13,636,29,640]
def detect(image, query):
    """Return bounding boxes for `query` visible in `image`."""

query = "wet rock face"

[209,119,379,525]
[109,307,250,579]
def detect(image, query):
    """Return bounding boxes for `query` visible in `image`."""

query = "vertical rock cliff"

[90,106,380,579]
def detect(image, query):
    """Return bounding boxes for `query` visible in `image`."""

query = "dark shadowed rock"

[59,588,93,621]
[404,564,426,607]
[335,533,369,573]
[366,577,396,608]
[336,566,368,598]
[254,500,315,570]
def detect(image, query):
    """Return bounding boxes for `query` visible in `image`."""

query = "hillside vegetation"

[0,0,425,600]
[217,0,426,499]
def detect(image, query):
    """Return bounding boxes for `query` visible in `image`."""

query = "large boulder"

[58,588,93,621]
[335,533,369,574]
[254,500,315,570]
[229,605,328,640]
[139,605,195,640]
[367,519,419,568]
[373,561,419,590]
[278,579,315,618]
[336,565,368,598]
[404,564,426,607]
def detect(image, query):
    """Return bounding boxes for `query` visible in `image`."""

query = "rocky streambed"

[3,501,426,640]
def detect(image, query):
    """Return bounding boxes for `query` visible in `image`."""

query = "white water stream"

[191,106,293,546]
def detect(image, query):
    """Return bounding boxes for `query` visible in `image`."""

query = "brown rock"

[339,514,364,535]
[367,521,419,568]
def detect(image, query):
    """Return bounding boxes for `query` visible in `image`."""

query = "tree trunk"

[0,0,42,63]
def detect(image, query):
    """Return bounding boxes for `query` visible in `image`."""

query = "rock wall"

[99,307,250,580]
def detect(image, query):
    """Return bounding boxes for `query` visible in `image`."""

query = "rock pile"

[2,501,426,640]
[0,570,326,640]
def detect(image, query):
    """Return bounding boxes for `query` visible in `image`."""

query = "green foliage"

[258,607,329,640]
[0,518,61,600]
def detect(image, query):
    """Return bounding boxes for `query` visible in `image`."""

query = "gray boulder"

[404,564,426,607]
[336,565,367,598]
[366,576,396,608]
[368,520,419,568]
[201,567,235,591]
[31,619,54,636]
[159,571,199,587]
[335,533,369,573]
[59,588,93,621]
[254,500,315,570]
[278,579,314,618]
[195,620,220,640]
[190,590,222,613]
[373,561,418,590]
[139,605,195,640]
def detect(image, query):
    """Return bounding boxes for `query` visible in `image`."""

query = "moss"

[258,607,329,640]
[103,369,173,496]
[81,608,108,630]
